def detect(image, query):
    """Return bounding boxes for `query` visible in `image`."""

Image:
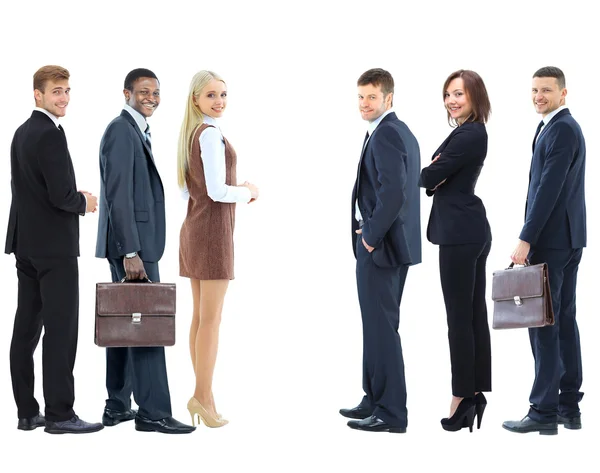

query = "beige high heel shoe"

[187,397,228,428]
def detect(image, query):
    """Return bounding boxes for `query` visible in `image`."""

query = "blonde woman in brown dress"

[177,71,258,428]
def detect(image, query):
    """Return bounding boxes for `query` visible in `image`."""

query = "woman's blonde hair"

[177,70,225,188]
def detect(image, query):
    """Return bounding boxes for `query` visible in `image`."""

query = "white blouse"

[182,116,251,203]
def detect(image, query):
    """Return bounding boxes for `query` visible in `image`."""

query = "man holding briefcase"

[504,67,586,435]
[95,68,194,434]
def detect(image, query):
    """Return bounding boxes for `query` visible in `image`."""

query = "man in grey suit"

[95,68,194,434]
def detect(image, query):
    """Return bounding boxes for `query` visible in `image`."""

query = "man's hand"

[511,239,531,265]
[355,228,374,253]
[124,254,148,280]
[81,191,98,213]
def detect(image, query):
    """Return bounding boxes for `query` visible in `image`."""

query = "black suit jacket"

[95,110,166,262]
[419,121,491,245]
[5,111,85,257]
[520,108,586,249]
[351,112,422,267]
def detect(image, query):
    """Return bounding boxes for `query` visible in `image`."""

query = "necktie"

[145,124,152,148]
[362,131,370,150]
[532,120,544,152]
[58,124,64,133]
[528,120,545,190]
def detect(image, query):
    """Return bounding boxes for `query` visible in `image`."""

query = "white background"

[1,0,597,471]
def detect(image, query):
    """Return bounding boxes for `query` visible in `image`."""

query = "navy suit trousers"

[527,247,584,422]
[356,234,409,428]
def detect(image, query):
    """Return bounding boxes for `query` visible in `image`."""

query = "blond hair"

[177,70,225,188]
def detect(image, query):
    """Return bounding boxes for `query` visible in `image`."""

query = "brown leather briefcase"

[492,262,554,329]
[95,279,176,347]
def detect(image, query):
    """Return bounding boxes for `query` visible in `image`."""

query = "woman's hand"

[241,181,259,202]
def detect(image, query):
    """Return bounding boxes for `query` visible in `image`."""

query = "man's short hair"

[357,68,394,96]
[533,66,566,89]
[124,68,159,91]
[33,65,70,92]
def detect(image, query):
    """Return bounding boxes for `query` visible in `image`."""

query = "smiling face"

[124,77,160,118]
[195,79,227,118]
[34,79,70,117]
[444,77,473,125]
[532,76,566,117]
[358,83,392,122]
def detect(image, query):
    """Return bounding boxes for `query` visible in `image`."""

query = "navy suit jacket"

[95,110,166,262]
[520,108,586,249]
[5,111,85,257]
[351,112,422,267]
[419,121,491,245]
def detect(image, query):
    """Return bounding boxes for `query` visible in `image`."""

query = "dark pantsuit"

[527,247,583,423]
[439,241,492,397]
[10,256,78,422]
[356,235,409,428]
[105,258,172,420]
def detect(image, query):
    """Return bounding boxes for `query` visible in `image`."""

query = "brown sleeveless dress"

[179,124,237,280]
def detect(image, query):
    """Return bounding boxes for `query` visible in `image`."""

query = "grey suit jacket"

[95,110,166,262]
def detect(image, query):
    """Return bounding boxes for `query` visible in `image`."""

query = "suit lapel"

[355,112,398,193]
[120,110,155,164]
[536,108,570,146]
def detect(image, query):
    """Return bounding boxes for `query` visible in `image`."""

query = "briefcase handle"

[506,259,530,270]
[120,277,153,283]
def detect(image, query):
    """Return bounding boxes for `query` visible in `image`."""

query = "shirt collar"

[202,115,219,128]
[543,105,568,126]
[367,108,394,135]
[34,107,60,128]
[123,104,148,134]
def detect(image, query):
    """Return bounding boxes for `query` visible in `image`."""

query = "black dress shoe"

[134,415,196,434]
[102,408,137,426]
[347,415,406,433]
[45,416,104,434]
[339,405,374,419]
[502,415,558,435]
[18,413,45,431]
[558,414,582,430]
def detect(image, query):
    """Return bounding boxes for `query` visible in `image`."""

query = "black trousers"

[10,256,79,422]
[356,235,409,428]
[439,241,492,397]
[527,247,583,423]
[105,258,172,420]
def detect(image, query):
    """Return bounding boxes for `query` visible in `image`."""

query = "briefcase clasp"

[513,296,523,306]
[132,312,142,324]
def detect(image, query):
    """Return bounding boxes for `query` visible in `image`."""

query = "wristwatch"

[125,252,137,259]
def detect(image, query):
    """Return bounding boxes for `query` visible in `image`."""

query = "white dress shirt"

[355,108,395,221]
[123,104,149,136]
[183,116,251,203]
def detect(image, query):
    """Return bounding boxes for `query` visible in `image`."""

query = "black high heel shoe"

[441,398,476,432]
[474,392,487,429]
